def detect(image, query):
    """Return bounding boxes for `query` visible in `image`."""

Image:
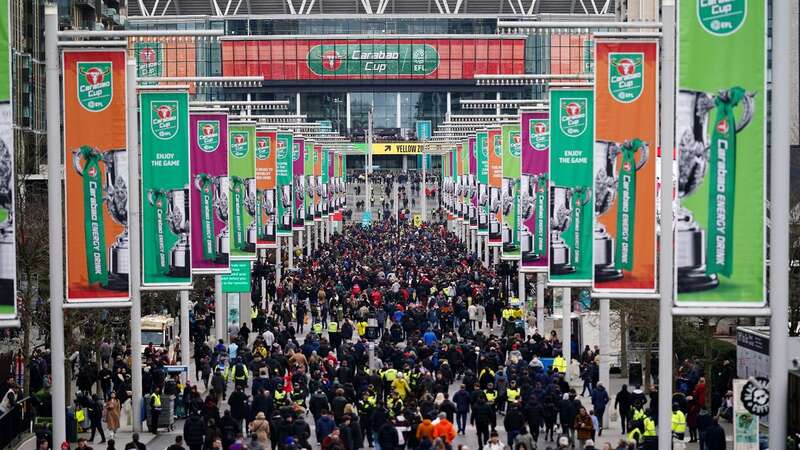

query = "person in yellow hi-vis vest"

[312,322,323,335]
[552,354,567,374]
[671,404,687,440]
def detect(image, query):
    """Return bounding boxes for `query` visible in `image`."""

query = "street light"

[333,97,344,134]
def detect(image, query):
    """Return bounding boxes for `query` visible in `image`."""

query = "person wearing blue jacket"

[590,383,610,436]
[452,384,471,434]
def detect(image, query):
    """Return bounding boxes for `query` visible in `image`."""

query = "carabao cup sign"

[520,111,550,273]
[62,49,130,302]
[190,112,230,274]
[476,130,489,236]
[228,124,257,261]
[308,44,438,76]
[488,129,502,246]
[548,88,594,286]
[292,137,306,230]
[140,91,192,288]
[675,0,765,306]
[276,132,294,236]
[0,105,16,317]
[593,40,658,295]
[501,124,521,260]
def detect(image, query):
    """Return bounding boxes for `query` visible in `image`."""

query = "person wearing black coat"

[377,421,399,450]
[183,412,206,450]
[228,386,250,425]
[704,417,726,450]
[503,402,526,447]
[452,385,471,435]
[522,398,542,442]
[348,415,363,450]
[470,398,493,450]
[614,385,632,434]
[218,411,240,450]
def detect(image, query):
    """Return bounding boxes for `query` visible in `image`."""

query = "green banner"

[135,42,162,86]
[140,91,192,287]
[0,0,8,101]
[476,130,489,235]
[501,124,521,259]
[221,260,252,293]
[228,124,257,260]
[676,0,765,305]
[549,89,594,285]
[308,43,439,77]
[276,132,293,236]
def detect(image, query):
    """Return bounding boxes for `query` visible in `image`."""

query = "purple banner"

[190,112,230,274]
[469,136,478,229]
[292,137,305,230]
[520,110,550,272]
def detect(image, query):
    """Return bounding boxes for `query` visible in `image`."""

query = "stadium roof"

[129,0,615,17]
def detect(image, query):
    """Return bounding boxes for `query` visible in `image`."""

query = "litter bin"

[65,407,77,443]
[628,362,643,388]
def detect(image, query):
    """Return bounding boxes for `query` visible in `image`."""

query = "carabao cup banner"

[456,143,464,222]
[140,91,192,288]
[549,88,594,286]
[313,144,322,221]
[488,128,502,246]
[323,149,332,217]
[63,49,130,302]
[594,40,658,294]
[520,111,550,272]
[476,130,489,236]
[675,0,766,306]
[276,132,293,236]
[501,124,521,260]
[304,140,315,225]
[469,136,478,230]
[190,112,230,274]
[292,137,306,230]
[255,130,277,248]
[0,106,15,317]
[228,124,257,261]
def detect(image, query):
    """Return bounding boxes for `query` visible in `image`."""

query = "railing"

[0,396,35,450]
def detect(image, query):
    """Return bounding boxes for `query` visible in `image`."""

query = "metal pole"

[562,287,571,372]
[599,297,610,428]
[658,0,676,446]
[180,290,191,382]
[769,0,791,445]
[421,155,427,221]
[298,229,304,256]
[44,7,66,444]
[518,271,526,312]
[276,237,282,288]
[536,273,545,333]
[215,275,224,341]
[126,59,144,432]
[288,233,294,268]
[366,109,373,219]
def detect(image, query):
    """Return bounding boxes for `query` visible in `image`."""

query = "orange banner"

[593,40,658,293]
[63,49,129,302]
[256,130,277,248]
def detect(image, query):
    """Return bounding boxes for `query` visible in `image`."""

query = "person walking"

[573,407,595,450]
[104,392,121,440]
[183,411,206,450]
[590,383,609,436]
[88,394,106,444]
[614,385,632,435]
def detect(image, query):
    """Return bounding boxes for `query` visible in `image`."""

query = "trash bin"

[65,407,77,443]
[628,362,643,388]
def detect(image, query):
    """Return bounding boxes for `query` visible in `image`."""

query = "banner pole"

[483,236,489,268]
[599,297,610,428]
[561,287,572,374]
[276,237,282,288]
[769,0,791,444]
[422,156,427,222]
[44,6,66,444]
[180,290,191,382]
[215,275,224,341]
[288,233,294,269]
[518,271,525,313]
[125,59,144,432]
[658,0,676,446]
[536,273,545,332]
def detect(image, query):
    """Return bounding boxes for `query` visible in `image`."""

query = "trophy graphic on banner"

[478,183,488,230]
[244,177,257,252]
[676,88,754,292]
[294,176,305,225]
[489,187,501,235]
[0,139,16,301]
[594,140,648,281]
[520,175,537,259]
[213,176,229,263]
[147,187,191,278]
[550,186,591,274]
[501,177,518,252]
[260,188,275,239]
[72,146,129,290]
[279,184,292,229]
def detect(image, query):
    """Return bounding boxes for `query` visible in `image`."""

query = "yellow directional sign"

[371,142,424,155]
